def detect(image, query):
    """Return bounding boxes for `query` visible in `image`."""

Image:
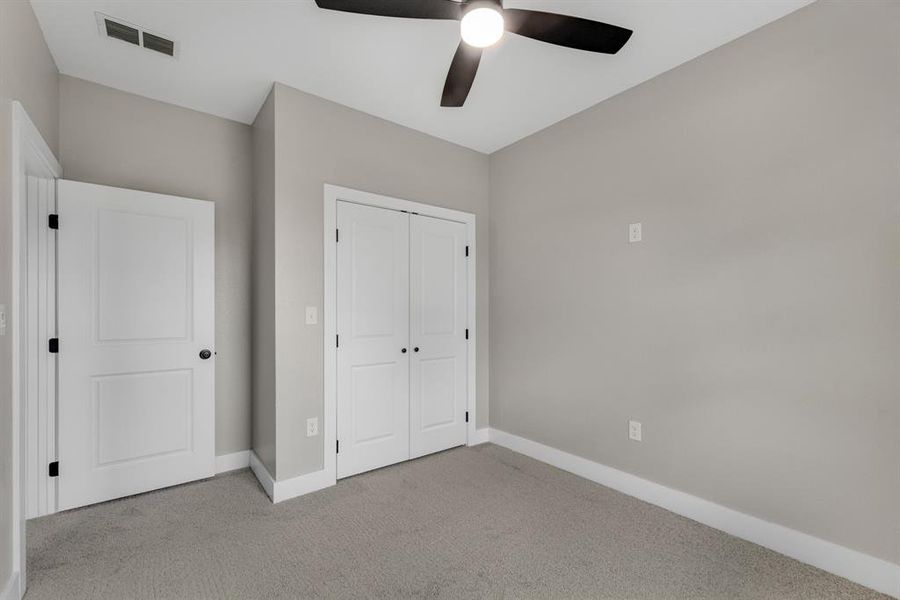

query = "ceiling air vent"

[104,19,139,46]
[96,13,177,59]
[142,32,175,57]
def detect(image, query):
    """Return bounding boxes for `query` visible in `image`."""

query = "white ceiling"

[31,0,812,154]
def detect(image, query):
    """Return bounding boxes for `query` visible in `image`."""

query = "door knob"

[199,349,212,360]
[401,348,407,353]
[413,347,419,353]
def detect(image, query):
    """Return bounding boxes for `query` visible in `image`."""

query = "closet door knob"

[401,348,407,353]
[413,347,419,353]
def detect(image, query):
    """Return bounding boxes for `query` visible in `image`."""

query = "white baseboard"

[488,428,900,599]
[249,451,336,504]
[215,450,250,474]
[274,468,334,503]
[1,572,21,600]
[249,451,276,499]
[467,427,491,446]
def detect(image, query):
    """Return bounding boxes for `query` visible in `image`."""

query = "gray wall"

[0,0,59,587]
[59,75,254,457]
[257,83,491,480]
[251,90,277,475]
[489,0,900,564]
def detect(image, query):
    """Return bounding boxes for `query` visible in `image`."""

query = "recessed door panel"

[418,357,456,430]
[97,210,191,342]
[351,363,397,444]
[57,180,214,511]
[93,369,192,466]
[337,201,409,478]
[410,215,467,458]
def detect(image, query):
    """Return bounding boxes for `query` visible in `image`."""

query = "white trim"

[10,101,62,599]
[1,572,21,600]
[272,468,334,503]
[248,451,275,500]
[323,184,478,484]
[248,451,334,504]
[24,175,57,520]
[488,428,900,599]
[215,450,250,474]
[468,428,491,446]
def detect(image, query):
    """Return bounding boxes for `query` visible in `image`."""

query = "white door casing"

[336,201,410,479]
[409,215,468,458]
[25,176,58,519]
[57,180,215,510]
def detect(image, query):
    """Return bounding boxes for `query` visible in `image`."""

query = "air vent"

[104,19,139,45]
[142,32,175,57]
[96,13,177,59]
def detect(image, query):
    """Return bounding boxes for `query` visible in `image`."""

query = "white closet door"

[336,202,410,478]
[409,214,468,459]
[57,180,215,511]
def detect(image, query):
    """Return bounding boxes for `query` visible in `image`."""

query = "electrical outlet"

[629,222,642,243]
[305,306,318,325]
[629,420,642,442]
[306,417,319,437]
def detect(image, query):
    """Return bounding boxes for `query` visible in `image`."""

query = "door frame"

[10,101,62,599]
[323,184,477,484]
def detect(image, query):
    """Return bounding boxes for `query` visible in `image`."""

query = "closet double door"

[336,201,468,479]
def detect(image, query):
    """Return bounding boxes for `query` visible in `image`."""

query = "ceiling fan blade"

[441,42,482,107]
[314,0,462,20]
[503,8,633,54]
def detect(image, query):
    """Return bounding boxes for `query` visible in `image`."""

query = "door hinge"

[336,228,339,243]
[48,461,59,477]
[48,338,59,353]
[465,245,469,257]
[465,411,469,423]
[336,440,340,454]
[48,214,59,229]
[465,328,469,340]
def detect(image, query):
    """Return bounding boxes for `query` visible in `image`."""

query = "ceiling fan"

[313,0,633,107]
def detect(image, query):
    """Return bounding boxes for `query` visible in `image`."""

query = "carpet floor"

[26,444,887,599]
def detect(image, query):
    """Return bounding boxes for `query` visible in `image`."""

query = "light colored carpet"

[27,444,887,599]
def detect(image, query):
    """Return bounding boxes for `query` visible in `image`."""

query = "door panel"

[337,201,409,478]
[92,369,192,465]
[410,215,467,458]
[96,209,191,342]
[57,180,214,510]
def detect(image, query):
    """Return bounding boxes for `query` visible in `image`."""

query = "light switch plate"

[305,306,318,325]
[306,417,319,437]
[629,223,642,243]
[0,304,6,336]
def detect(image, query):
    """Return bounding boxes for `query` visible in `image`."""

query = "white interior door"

[336,201,410,478]
[57,180,215,511]
[409,215,468,458]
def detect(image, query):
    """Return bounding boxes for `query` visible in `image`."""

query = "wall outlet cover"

[306,417,319,437]
[629,420,642,441]
[629,222,642,243]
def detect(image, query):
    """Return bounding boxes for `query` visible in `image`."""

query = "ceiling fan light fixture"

[460,6,504,48]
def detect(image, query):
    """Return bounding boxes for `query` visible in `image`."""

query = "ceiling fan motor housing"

[462,0,503,15]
